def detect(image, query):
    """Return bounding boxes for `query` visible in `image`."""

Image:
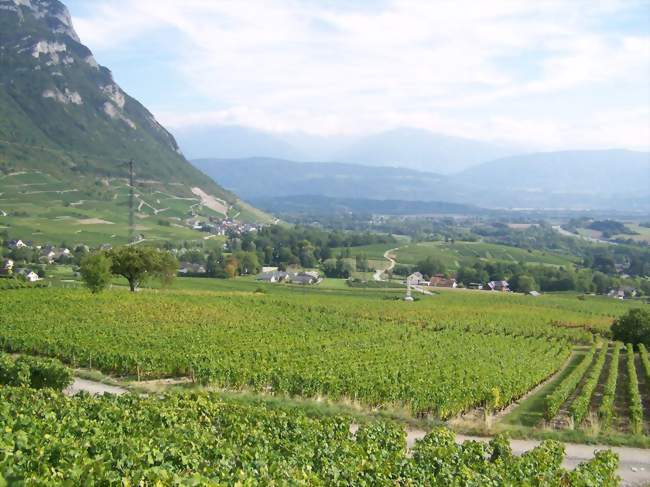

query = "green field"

[0,171,251,245]
[0,285,635,419]
[394,241,578,269]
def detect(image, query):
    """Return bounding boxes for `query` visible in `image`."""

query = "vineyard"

[539,341,650,437]
[0,288,626,418]
[0,386,620,485]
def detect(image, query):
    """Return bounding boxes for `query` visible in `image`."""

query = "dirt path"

[373,248,399,281]
[64,378,128,396]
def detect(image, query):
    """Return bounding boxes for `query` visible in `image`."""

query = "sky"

[67,0,650,150]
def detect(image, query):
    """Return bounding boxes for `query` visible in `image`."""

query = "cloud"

[71,0,650,149]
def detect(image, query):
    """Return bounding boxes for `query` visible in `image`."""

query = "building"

[486,280,510,292]
[406,272,426,286]
[429,275,457,288]
[16,268,40,282]
[1,258,14,276]
[468,282,484,290]
[256,270,289,283]
[178,263,207,275]
[529,291,541,297]
[7,239,26,249]
[290,272,320,285]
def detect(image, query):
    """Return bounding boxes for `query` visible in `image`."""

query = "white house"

[406,272,426,286]
[16,268,40,282]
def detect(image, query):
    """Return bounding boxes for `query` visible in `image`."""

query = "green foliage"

[639,344,650,388]
[545,345,597,421]
[611,309,650,348]
[625,344,643,435]
[598,343,621,430]
[0,288,607,418]
[0,353,72,391]
[107,246,178,292]
[569,344,608,425]
[0,387,620,484]
[80,252,113,293]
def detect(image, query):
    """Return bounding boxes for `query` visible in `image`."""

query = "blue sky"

[67,0,650,150]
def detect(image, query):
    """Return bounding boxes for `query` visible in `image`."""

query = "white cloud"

[72,0,650,149]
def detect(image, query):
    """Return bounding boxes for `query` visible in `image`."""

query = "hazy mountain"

[173,125,305,161]
[457,150,650,194]
[331,127,517,174]
[0,0,268,221]
[176,125,516,173]
[192,157,451,201]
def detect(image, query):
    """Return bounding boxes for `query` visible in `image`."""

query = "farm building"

[468,282,484,290]
[290,272,320,285]
[257,270,289,283]
[178,263,207,275]
[406,272,427,286]
[429,275,457,288]
[486,280,510,292]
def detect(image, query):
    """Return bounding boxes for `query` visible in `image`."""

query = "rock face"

[0,0,231,200]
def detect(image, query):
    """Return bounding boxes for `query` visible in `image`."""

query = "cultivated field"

[0,287,635,418]
[394,241,578,269]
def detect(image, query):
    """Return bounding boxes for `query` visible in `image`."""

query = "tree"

[611,308,650,348]
[415,257,445,278]
[80,253,113,293]
[107,246,177,292]
[156,251,179,289]
[510,274,537,294]
[355,253,369,272]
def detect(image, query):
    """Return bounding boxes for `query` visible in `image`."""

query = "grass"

[501,349,589,428]
[394,240,578,270]
[0,171,240,245]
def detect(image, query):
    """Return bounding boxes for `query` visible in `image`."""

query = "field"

[394,241,578,270]
[0,171,244,245]
[0,387,619,485]
[0,286,635,418]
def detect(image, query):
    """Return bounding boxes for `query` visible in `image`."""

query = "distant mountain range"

[192,157,446,201]
[176,126,517,174]
[193,150,650,212]
[0,0,267,225]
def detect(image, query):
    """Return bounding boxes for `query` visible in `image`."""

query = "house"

[290,272,320,285]
[178,263,207,275]
[256,270,289,283]
[608,287,637,299]
[1,258,14,276]
[40,249,57,264]
[429,275,457,288]
[16,268,40,282]
[7,239,26,249]
[468,282,484,290]
[486,280,510,292]
[406,272,426,286]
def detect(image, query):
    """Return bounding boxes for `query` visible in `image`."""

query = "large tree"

[107,246,178,292]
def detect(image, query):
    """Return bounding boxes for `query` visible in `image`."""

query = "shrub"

[0,353,73,391]
[611,308,650,348]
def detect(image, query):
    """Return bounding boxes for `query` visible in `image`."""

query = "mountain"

[0,0,268,244]
[455,150,650,209]
[331,128,517,174]
[173,125,305,161]
[191,157,450,201]
[175,125,515,173]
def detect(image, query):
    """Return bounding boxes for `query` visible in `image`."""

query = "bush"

[611,308,650,348]
[0,353,73,391]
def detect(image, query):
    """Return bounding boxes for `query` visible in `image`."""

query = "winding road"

[373,247,399,281]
